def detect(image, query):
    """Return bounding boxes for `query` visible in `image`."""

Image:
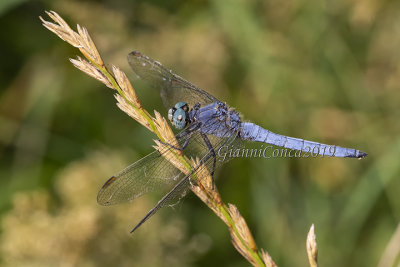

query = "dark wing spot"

[101,176,117,189]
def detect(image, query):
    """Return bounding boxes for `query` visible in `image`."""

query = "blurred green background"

[1,0,399,266]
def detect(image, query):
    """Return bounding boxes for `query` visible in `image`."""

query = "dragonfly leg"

[159,131,193,151]
[159,121,202,151]
[200,133,216,188]
[191,102,201,119]
[179,131,193,150]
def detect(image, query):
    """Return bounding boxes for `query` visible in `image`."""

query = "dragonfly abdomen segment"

[240,122,367,158]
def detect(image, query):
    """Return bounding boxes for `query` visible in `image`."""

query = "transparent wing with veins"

[97,146,182,206]
[127,51,219,110]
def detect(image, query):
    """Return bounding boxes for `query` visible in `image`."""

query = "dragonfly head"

[168,101,189,130]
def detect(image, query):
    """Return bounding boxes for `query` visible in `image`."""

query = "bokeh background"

[1,0,399,266]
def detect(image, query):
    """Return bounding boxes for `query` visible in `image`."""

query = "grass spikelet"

[261,250,278,267]
[153,111,180,150]
[114,94,152,131]
[307,224,318,267]
[69,57,113,88]
[112,65,141,108]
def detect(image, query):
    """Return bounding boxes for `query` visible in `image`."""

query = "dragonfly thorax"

[168,101,190,129]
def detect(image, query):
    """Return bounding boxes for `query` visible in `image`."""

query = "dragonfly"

[97,51,367,233]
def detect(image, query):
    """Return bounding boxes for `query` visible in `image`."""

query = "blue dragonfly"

[97,51,367,233]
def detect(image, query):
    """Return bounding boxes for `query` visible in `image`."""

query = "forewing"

[127,51,218,109]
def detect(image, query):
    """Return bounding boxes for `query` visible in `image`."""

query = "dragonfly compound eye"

[173,108,187,129]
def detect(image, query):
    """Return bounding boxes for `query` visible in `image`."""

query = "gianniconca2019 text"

[217,145,337,162]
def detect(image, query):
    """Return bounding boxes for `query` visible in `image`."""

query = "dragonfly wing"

[96,121,229,206]
[130,126,239,233]
[127,51,219,109]
[97,148,185,206]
